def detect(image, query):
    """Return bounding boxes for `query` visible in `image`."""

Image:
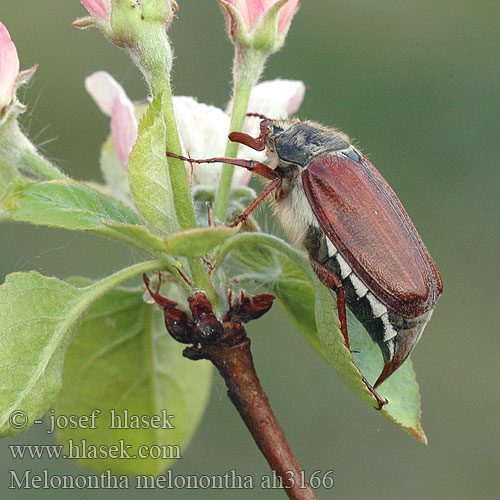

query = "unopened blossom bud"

[0,22,37,122]
[0,22,19,114]
[0,22,64,180]
[81,0,110,20]
[217,0,299,56]
[110,0,178,45]
[75,1,179,95]
[74,0,113,37]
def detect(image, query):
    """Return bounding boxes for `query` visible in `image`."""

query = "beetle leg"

[309,258,350,350]
[166,153,279,181]
[166,152,282,225]
[206,201,215,227]
[174,265,194,288]
[309,259,388,410]
[167,151,251,169]
[231,176,282,227]
[361,376,388,410]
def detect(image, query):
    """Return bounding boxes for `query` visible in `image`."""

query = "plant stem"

[157,86,217,303]
[21,149,67,180]
[160,89,197,232]
[145,54,217,304]
[213,76,252,221]
[150,284,317,499]
[0,120,66,180]
[213,48,266,222]
[185,325,318,499]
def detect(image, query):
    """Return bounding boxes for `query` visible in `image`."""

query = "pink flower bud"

[0,22,20,113]
[74,0,112,32]
[218,0,299,53]
[81,0,111,22]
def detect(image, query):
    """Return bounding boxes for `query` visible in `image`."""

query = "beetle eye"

[272,125,284,135]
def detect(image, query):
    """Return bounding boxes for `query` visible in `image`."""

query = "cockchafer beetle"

[167,114,443,405]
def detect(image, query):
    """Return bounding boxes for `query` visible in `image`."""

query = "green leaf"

[348,313,426,443]
[1,177,141,232]
[0,273,84,437]
[0,178,174,254]
[165,226,238,257]
[53,287,212,476]
[102,223,238,259]
[315,282,426,442]
[98,103,147,202]
[218,232,426,442]
[128,93,178,237]
[0,260,165,437]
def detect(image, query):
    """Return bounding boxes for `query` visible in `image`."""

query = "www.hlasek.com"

[9,439,181,461]
[9,469,335,490]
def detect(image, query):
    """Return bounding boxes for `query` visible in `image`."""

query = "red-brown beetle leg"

[206,201,214,227]
[361,376,388,410]
[166,152,255,170]
[166,152,282,226]
[167,152,278,181]
[309,259,388,410]
[309,258,350,351]
[174,266,193,288]
[231,175,282,227]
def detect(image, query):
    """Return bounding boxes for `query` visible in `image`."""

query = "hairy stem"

[186,332,318,500]
[213,76,252,221]
[149,70,217,305]
[213,49,266,221]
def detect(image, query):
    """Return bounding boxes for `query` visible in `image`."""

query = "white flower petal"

[248,79,305,118]
[85,71,130,117]
[174,96,230,158]
[111,96,138,169]
[173,96,234,186]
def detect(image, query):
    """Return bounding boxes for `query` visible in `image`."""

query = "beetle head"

[269,120,352,170]
[257,118,298,168]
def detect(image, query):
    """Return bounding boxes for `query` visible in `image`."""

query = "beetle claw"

[361,375,388,410]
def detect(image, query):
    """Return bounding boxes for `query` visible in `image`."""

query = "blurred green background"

[1,1,499,499]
